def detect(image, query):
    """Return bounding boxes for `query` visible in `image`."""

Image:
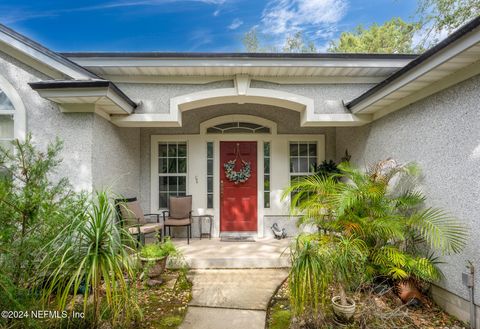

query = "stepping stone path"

[179,268,289,329]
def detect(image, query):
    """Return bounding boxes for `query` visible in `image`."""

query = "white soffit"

[64,55,415,80]
[29,81,136,115]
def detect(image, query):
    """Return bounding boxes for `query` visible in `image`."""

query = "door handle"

[220,180,224,199]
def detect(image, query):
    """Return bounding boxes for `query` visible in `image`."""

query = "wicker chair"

[116,197,163,245]
[162,195,193,244]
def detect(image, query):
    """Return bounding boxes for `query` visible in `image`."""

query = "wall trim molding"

[0,74,27,140]
[112,78,371,127]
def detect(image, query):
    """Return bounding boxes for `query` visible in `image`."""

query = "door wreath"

[223,143,251,184]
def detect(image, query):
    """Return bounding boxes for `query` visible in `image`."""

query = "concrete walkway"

[175,238,290,329]
[179,269,289,329]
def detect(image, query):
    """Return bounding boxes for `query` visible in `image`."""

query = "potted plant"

[330,236,367,324]
[139,237,179,279]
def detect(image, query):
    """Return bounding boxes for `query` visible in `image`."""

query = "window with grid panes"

[0,88,15,151]
[206,142,214,208]
[158,142,187,208]
[289,142,317,200]
[263,142,271,208]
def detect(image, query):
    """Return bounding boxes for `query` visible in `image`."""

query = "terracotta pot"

[139,256,167,278]
[331,296,356,323]
[396,280,423,307]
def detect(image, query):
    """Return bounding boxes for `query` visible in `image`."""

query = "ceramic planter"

[139,256,167,278]
[331,296,356,323]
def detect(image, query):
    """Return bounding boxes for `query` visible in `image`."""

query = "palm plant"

[330,235,368,306]
[38,191,140,327]
[284,159,467,284]
[289,235,331,324]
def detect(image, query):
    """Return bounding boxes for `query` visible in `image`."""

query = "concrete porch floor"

[171,237,291,269]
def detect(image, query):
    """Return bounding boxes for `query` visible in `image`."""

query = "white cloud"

[228,18,243,30]
[188,29,214,50]
[261,0,348,35]
[0,0,229,24]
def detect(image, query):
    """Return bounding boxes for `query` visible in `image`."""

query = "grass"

[269,304,292,329]
[159,315,183,327]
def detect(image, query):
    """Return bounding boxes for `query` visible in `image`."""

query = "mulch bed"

[136,269,192,329]
[267,280,467,329]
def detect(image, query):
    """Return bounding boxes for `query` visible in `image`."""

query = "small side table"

[193,215,213,240]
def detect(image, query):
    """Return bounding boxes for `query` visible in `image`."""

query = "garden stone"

[146,279,163,287]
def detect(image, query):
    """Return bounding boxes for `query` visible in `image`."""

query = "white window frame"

[206,141,214,209]
[288,141,318,201]
[156,141,188,210]
[0,74,26,142]
[263,141,271,209]
[289,141,318,177]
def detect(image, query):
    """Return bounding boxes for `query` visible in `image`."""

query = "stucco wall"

[336,74,480,305]
[117,80,373,115]
[117,81,234,114]
[250,81,375,114]
[0,51,94,191]
[92,115,140,197]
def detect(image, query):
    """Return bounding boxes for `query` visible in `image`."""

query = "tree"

[0,135,87,325]
[242,29,316,53]
[0,135,85,286]
[242,28,262,52]
[283,32,317,53]
[328,18,420,53]
[416,0,480,47]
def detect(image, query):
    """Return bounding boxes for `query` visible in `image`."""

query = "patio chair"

[115,197,163,245]
[162,195,193,244]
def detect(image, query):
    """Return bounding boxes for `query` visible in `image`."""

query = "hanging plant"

[224,159,251,184]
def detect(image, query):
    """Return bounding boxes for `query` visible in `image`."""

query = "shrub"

[284,159,468,320]
[0,136,86,327]
[285,159,467,284]
[39,191,141,327]
[139,237,179,259]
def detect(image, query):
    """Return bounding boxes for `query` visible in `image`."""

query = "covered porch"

[172,237,291,269]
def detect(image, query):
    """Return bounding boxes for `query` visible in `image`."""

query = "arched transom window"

[0,88,14,149]
[206,122,271,134]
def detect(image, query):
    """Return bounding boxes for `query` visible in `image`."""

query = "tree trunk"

[339,284,348,306]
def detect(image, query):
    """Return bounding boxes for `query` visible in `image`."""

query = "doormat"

[220,236,256,242]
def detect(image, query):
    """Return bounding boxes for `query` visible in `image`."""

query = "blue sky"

[0,0,418,52]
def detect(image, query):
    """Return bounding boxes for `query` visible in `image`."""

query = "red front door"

[220,141,257,232]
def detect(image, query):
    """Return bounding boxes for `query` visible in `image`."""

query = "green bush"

[0,135,87,327]
[285,159,467,283]
[140,237,179,259]
[284,159,468,320]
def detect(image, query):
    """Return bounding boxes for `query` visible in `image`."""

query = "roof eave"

[29,80,137,114]
[346,16,480,112]
[0,23,100,80]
